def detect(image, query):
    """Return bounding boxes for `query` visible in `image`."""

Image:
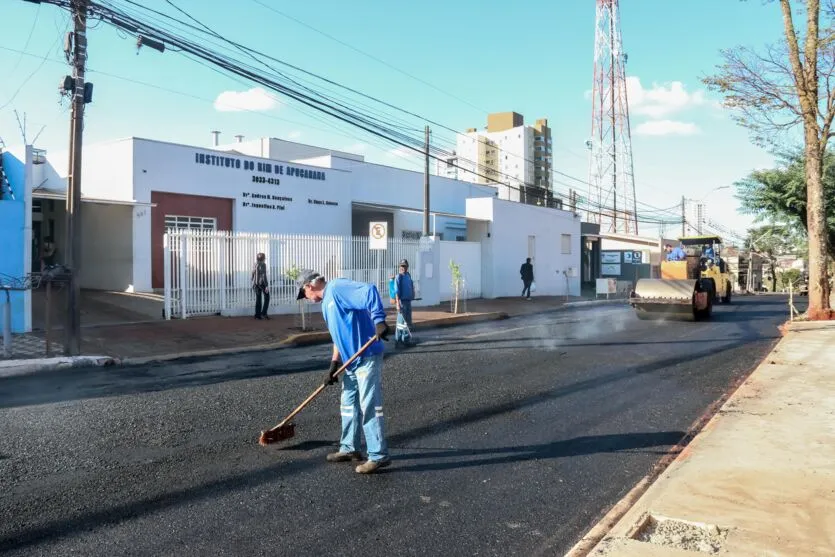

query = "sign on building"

[369,221,388,250]
[601,251,621,264]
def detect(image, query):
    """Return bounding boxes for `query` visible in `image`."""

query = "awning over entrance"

[32,187,156,207]
[351,201,489,221]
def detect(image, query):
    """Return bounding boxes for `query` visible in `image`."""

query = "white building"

[435,153,459,180]
[2,132,586,328]
[454,112,552,206]
[466,197,582,298]
[30,135,503,293]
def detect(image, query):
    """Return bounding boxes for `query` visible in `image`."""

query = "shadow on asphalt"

[0,327,778,553]
[385,431,686,473]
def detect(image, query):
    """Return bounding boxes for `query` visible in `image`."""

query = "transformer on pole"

[587,0,638,235]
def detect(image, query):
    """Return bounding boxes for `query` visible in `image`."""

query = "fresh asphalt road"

[0,295,801,556]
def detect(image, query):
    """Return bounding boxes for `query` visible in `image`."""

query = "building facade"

[453,111,553,206]
[26,136,504,293]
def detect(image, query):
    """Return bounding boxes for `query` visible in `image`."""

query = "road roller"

[629,235,733,321]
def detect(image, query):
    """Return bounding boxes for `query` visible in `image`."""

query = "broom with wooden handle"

[258,335,379,446]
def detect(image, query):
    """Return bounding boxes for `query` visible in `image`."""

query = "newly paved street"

[0,295,800,556]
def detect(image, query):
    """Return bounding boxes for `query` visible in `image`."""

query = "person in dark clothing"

[252,252,270,319]
[520,258,534,300]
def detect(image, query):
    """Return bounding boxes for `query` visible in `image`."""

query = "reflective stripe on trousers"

[395,299,412,343]
[339,353,388,461]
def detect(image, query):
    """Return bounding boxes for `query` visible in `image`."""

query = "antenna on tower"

[588,0,638,235]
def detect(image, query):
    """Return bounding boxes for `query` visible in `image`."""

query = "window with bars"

[164,215,217,231]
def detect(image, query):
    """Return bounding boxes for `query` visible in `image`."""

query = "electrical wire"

[31,0,685,225]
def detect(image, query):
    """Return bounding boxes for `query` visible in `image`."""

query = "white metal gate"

[164,230,420,318]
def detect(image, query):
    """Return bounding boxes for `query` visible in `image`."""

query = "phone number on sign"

[252,176,281,185]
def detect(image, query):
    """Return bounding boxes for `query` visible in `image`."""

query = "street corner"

[0,355,116,378]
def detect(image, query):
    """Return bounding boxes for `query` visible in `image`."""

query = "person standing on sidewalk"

[296,270,392,474]
[520,257,534,300]
[251,252,270,320]
[394,259,415,348]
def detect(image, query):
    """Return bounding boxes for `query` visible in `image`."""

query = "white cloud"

[287,130,302,140]
[627,77,705,118]
[213,87,280,112]
[634,120,699,136]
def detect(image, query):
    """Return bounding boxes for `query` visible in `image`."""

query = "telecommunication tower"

[587,0,638,234]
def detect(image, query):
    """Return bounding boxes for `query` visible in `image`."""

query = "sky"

[0,0,792,238]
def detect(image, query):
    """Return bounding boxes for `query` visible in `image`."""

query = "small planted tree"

[285,264,307,330]
[449,259,462,314]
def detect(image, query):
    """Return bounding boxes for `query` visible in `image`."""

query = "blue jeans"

[339,353,388,461]
[396,300,412,343]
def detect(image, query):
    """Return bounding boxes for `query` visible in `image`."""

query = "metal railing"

[163,230,421,319]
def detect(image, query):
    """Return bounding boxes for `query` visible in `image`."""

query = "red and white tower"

[588,0,638,234]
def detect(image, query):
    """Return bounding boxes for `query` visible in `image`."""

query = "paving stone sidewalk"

[572,320,835,557]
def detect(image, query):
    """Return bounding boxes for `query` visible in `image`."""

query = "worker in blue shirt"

[394,259,415,348]
[667,243,687,261]
[703,244,715,261]
[296,270,392,474]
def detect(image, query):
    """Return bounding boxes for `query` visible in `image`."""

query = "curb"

[563,299,627,308]
[562,330,780,557]
[0,355,116,378]
[118,311,510,366]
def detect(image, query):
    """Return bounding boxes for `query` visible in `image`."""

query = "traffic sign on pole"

[369,221,388,250]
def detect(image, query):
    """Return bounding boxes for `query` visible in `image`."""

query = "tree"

[735,149,835,259]
[747,224,802,291]
[703,0,834,318]
[780,268,803,289]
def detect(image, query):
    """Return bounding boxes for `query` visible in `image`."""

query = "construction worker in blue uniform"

[296,270,392,474]
[394,259,415,347]
[667,243,687,261]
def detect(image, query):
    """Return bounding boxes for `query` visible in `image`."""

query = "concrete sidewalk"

[5,295,619,365]
[571,321,835,556]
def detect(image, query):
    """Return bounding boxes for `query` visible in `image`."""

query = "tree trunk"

[805,129,833,318]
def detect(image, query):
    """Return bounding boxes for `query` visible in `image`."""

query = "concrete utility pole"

[65,0,89,355]
[681,195,685,237]
[423,125,430,236]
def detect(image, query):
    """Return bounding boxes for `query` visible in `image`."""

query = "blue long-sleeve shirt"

[322,278,386,365]
[395,272,414,301]
[667,247,686,261]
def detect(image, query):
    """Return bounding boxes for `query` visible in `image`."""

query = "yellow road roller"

[629,235,733,321]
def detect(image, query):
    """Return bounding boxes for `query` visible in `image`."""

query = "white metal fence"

[164,230,421,318]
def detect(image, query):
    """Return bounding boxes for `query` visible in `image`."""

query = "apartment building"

[451,112,553,206]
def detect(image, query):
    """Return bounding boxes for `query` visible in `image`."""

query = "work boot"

[326,451,362,463]
[355,458,391,474]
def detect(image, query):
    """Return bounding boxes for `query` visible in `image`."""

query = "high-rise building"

[453,112,553,206]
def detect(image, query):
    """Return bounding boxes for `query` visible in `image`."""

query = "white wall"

[131,138,353,236]
[467,197,581,298]
[439,241,482,300]
[47,139,135,201]
[347,160,497,216]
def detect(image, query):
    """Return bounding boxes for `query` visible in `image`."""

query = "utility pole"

[423,125,430,237]
[65,0,89,356]
[681,195,685,237]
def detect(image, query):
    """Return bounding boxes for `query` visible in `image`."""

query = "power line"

[23,0,685,225]
[99,0,679,220]
[248,0,490,115]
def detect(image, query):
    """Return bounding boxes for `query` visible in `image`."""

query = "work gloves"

[375,321,390,341]
[324,360,341,386]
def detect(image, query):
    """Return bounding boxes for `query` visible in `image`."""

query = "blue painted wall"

[1,150,27,332]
